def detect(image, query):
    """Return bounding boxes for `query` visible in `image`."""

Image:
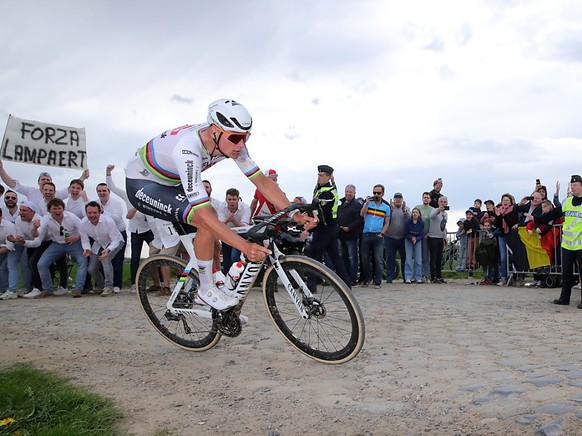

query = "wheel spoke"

[136,255,220,351]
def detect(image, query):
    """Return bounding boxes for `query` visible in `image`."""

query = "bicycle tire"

[262,255,365,364]
[136,254,221,351]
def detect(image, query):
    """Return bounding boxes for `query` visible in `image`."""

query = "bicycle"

[135,201,365,364]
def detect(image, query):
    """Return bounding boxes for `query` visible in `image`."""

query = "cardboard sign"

[1,115,87,169]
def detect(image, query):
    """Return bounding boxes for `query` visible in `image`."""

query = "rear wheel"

[136,254,220,351]
[262,255,365,364]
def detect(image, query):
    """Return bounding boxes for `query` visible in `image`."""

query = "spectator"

[428,196,448,284]
[250,169,278,218]
[403,207,424,284]
[2,190,19,223]
[0,208,17,299]
[480,199,497,225]
[429,178,443,208]
[532,175,582,307]
[65,179,89,219]
[96,183,127,293]
[463,209,480,284]
[1,190,29,294]
[415,192,433,283]
[384,192,409,283]
[106,164,157,293]
[338,184,362,286]
[455,217,467,272]
[304,165,351,290]
[494,193,519,286]
[38,182,57,216]
[7,201,40,297]
[19,198,87,298]
[217,188,251,274]
[79,201,124,298]
[470,199,484,222]
[358,184,390,288]
[476,219,498,285]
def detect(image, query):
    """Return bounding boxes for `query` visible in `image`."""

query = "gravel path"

[2,280,582,435]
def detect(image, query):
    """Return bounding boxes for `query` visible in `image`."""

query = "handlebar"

[246,199,323,244]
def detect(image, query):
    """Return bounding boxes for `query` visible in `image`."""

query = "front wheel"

[136,254,221,351]
[262,256,365,364]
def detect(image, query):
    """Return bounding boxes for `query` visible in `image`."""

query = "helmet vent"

[216,112,234,128]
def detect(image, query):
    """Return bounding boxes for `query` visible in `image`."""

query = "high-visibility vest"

[561,196,582,250]
[313,185,339,219]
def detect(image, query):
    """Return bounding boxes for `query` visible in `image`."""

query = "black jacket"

[338,197,363,241]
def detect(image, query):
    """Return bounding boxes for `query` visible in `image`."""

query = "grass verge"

[0,363,121,435]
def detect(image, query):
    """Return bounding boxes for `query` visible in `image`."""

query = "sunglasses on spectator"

[60,226,65,236]
[4,196,16,200]
[373,191,383,195]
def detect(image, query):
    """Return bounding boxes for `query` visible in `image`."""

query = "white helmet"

[207,99,252,133]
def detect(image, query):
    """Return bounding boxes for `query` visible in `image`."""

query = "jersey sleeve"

[234,146,261,181]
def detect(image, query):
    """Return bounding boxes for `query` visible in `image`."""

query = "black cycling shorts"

[126,178,198,232]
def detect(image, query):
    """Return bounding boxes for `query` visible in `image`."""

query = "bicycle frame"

[162,231,312,320]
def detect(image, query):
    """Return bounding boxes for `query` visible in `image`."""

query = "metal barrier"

[441,224,579,287]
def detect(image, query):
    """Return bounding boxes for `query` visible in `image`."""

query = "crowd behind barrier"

[0,161,581,304]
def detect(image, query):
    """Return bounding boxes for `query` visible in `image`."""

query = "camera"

[370,195,379,202]
[526,196,534,201]
[444,206,450,211]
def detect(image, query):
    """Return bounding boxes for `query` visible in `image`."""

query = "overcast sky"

[1,0,581,225]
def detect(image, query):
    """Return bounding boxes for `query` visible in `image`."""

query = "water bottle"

[226,262,245,290]
[213,269,227,291]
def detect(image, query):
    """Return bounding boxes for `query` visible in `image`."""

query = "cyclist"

[125,99,318,311]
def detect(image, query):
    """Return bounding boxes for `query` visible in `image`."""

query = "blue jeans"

[404,239,423,281]
[0,250,19,292]
[340,238,359,285]
[360,233,385,285]
[498,236,508,279]
[384,237,405,282]
[14,244,31,290]
[37,241,87,292]
[457,238,467,270]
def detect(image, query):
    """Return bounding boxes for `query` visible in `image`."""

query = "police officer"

[305,165,351,290]
[530,175,582,307]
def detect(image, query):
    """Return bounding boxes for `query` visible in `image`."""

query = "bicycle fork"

[269,255,310,319]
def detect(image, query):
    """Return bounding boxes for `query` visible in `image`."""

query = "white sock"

[197,260,214,290]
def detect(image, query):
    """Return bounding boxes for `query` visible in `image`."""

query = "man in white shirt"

[65,179,88,219]
[106,164,156,293]
[96,183,127,292]
[2,190,19,223]
[217,188,251,274]
[19,198,87,298]
[0,208,18,299]
[8,201,42,297]
[1,190,29,296]
[79,201,124,297]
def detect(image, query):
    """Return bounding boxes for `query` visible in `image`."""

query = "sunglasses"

[4,196,16,200]
[218,128,251,145]
[60,226,65,236]
[373,191,383,195]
